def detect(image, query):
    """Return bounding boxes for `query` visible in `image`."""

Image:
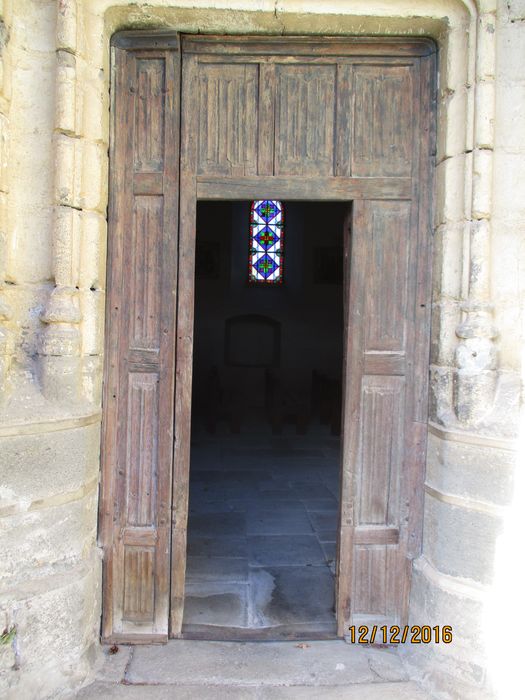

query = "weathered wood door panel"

[100,35,180,643]
[337,53,435,632]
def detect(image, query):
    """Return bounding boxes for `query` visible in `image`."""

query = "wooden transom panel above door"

[182,35,434,190]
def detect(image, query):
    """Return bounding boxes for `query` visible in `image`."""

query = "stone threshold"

[76,640,432,699]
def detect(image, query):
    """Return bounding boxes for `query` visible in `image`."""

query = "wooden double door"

[100,32,435,643]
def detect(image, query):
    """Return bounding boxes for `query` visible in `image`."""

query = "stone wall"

[0,1,522,699]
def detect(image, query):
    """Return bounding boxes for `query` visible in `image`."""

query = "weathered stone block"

[39,353,83,403]
[507,0,525,20]
[431,223,464,301]
[474,80,495,149]
[82,354,103,406]
[80,289,105,356]
[81,64,109,144]
[438,23,470,94]
[471,149,493,219]
[436,87,468,161]
[0,491,97,587]
[409,559,486,659]
[56,0,77,54]
[430,300,461,366]
[422,493,502,585]
[493,151,525,221]
[56,50,77,136]
[54,204,82,288]
[0,424,100,510]
[425,432,515,507]
[496,19,525,83]
[428,365,454,424]
[495,83,525,152]
[476,14,496,81]
[81,140,108,213]
[435,154,466,226]
[0,558,102,700]
[79,211,107,291]
[55,134,79,208]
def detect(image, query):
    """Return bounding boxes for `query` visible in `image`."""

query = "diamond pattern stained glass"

[249,200,284,284]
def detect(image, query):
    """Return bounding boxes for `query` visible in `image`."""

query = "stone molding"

[413,554,488,603]
[428,420,517,451]
[0,409,101,437]
[424,482,508,519]
[0,475,98,519]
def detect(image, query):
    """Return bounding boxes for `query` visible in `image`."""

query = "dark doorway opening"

[182,201,347,639]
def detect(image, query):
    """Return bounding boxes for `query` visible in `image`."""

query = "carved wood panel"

[352,65,414,177]
[274,64,336,176]
[196,63,259,176]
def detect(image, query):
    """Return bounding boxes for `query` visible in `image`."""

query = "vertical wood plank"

[170,51,198,637]
[336,204,356,636]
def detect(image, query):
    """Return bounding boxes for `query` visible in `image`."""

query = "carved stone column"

[454,11,498,423]
[39,0,82,402]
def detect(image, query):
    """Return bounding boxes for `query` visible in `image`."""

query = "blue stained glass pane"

[249,200,284,284]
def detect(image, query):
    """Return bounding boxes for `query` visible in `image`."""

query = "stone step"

[75,640,432,699]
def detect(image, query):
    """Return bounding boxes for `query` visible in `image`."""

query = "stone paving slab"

[261,681,431,698]
[124,640,407,686]
[76,681,258,699]
[248,535,325,566]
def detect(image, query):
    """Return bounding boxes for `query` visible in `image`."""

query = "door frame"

[100,31,435,643]
[170,33,435,638]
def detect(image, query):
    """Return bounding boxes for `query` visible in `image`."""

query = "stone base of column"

[454,303,498,425]
[453,367,498,424]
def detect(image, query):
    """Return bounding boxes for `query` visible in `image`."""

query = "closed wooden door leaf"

[100,34,180,643]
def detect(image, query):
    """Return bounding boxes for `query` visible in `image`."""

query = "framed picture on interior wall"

[313,246,343,284]
[195,240,221,280]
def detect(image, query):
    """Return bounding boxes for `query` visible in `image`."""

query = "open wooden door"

[99,33,180,643]
[173,36,435,639]
[336,56,435,634]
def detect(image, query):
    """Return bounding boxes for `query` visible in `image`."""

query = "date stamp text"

[347,625,453,645]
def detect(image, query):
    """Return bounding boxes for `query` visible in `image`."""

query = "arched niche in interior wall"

[224,314,281,368]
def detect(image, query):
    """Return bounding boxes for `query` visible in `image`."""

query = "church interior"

[183,201,347,637]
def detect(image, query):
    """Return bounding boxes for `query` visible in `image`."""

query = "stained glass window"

[249,200,284,284]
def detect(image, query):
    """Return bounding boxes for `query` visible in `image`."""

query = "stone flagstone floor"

[182,418,341,637]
